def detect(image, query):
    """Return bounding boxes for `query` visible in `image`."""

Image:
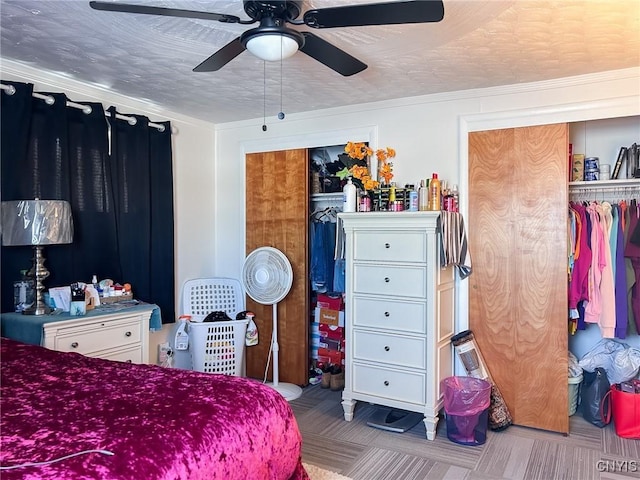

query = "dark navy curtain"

[108,106,175,324]
[1,81,175,324]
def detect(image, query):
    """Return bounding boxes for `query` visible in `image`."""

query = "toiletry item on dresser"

[70,283,86,316]
[428,173,441,211]
[343,178,356,212]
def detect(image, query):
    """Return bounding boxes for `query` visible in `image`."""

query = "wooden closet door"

[468,124,569,433]
[245,149,309,386]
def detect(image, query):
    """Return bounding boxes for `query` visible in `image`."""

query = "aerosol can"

[174,315,191,351]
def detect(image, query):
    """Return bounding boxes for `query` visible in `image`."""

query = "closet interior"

[308,144,347,385]
[468,115,639,435]
[568,115,640,359]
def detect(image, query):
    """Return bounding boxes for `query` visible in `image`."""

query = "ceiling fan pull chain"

[278,40,285,121]
[262,61,267,132]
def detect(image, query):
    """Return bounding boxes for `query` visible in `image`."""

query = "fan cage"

[243,247,293,305]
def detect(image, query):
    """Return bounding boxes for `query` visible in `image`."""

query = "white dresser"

[2,304,155,364]
[339,211,455,440]
[41,306,153,363]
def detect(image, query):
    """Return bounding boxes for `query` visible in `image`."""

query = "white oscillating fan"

[242,246,302,401]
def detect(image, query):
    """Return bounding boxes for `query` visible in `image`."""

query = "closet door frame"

[457,97,638,434]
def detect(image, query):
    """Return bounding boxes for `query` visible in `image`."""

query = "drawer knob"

[384,346,390,351]
[384,311,390,317]
[125,331,132,337]
[71,342,79,349]
[384,380,389,386]
[384,277,390,283]
[385,243,390,249]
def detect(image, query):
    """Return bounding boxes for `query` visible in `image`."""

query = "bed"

[0,337,309,480]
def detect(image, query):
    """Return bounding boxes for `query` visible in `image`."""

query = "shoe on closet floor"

[321,367,332,389]
[330,366,344,391]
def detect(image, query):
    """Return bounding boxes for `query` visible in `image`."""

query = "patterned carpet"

[290,385,640,480]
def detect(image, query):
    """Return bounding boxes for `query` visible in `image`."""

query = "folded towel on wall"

[149,307,162,332]
[439,211,472,280]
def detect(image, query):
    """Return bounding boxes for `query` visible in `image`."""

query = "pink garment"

[568,204,591,309]
[597,202,616,338]
[584,203,605,325]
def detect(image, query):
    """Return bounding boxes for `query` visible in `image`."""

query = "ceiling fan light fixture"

[243,29,303,62]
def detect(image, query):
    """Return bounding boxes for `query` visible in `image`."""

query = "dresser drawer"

[354,231,426,263]
[353,330,426,369]
[54,320,141,355]
[353,264,426,298]
[353,296,426,333]
[352,363,426,405]
[88,346,143,364]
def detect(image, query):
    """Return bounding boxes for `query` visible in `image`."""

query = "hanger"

[310,206,338,222]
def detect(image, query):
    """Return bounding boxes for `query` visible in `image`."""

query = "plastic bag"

[581,367,611,427]
[578,339,640,384]
[610,348,640,384]
[441,376,491,415]
[578,339,624,372]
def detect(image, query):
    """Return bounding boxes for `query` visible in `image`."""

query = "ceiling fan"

[89,0,445,76]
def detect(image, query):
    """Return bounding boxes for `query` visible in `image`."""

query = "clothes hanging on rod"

[568,193,640,340]
[310,207,338,294]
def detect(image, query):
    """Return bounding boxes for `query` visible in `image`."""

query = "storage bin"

[442,376,491,446]
[568,374,583,416]
[180,277,248,376]
[189,319,249,376]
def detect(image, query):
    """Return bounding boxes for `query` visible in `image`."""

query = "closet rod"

[1,82,167,133]
[569,186,640,195]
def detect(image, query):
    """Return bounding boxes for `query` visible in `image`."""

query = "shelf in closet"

[311,192,343,211]
[569,178,640,188]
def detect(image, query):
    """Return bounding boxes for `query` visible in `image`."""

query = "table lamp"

[1,199,74,315]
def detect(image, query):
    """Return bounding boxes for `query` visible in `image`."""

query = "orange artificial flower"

[344,142,396,191]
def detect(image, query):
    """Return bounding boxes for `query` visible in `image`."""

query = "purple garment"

[577,205,594,331]
[569,204,591,310]
[624,204,640,333]
[614,205,628,338]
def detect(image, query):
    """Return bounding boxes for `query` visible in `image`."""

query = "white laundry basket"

[189,320,249,376]
[181,278,248,376]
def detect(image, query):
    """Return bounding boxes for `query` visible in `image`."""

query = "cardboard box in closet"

[319,323,344,341]
[316,293,344,311]
[315,306,345,327]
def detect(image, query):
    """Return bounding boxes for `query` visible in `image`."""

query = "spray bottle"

[428,173,441,211]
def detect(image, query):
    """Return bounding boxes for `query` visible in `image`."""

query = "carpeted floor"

[291,384,640,480]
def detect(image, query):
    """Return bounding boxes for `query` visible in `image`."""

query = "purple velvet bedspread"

[0,337,309,480]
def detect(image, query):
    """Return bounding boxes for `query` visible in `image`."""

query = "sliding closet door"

[245,149,309,386]
[468,124,569,433]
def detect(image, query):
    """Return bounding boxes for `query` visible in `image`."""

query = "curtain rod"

[0,83,167,133]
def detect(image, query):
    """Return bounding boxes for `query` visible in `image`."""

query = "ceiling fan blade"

[193,38,245,72]
[89,1,241,23]
[299,32,367,77]
[303,0,444,28]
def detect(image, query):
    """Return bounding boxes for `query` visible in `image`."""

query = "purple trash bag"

[441,376,491,445]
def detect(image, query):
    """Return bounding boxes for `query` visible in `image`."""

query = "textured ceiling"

[1,0,639,124]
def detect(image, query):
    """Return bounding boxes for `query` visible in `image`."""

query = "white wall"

[213,67,640,365]
[0,60,217,344]
[4,58,639,363]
